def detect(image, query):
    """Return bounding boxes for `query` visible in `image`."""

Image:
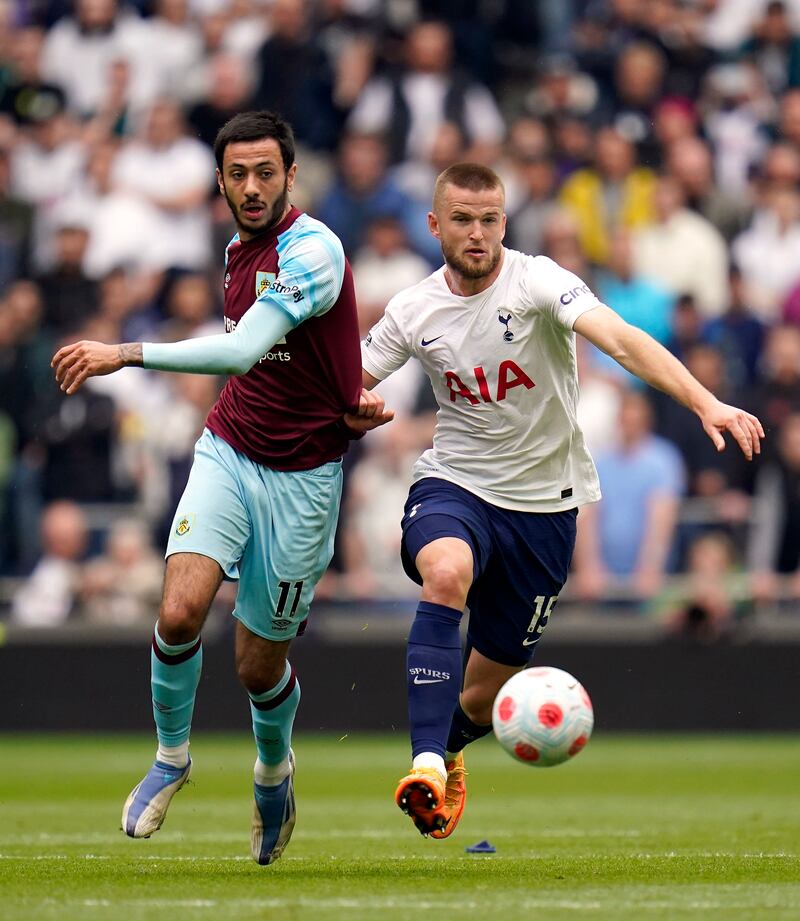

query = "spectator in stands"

[701,62,771,196]
[110,97,215,272]
[739,1,800,95]
[573,389,686,601]
[666,135,753,243]
[8,96,86,270]
[523,53,598,126]
[506,151,560,257]
[315,132,419,258]
[35,319,118,505]
[40,0,144,118]
[251,0,341,151]
[559,126,656,265]
[605,41,668,166]
[660,531,748,642]
[654,343,735,498]
[586,227,675,386]
[80,517,164,625]
[11,499,88,626]
[352,216,430,332]
[0,149,34,291]
[347,19,505,164]
[540,206,591,279]
[633,174,728,318]
[157,271,220,344]
[77,139,169,282]
[137,0,205,109]
[746,324,800,454]
[732,182,800,322]
[597,227,675,345]
[391,120,466,205]
[748,412,800,601]
[0,25,66,132]
[653,96,699,157]
[187,52,254,150]
[665,294,706,363]
[776,85,800,147]
[575,336,624,457]
[703,264,766,391]
[550,113,594,182]
[36,205,98,336]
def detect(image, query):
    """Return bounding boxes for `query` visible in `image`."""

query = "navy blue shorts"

[401,478,577,667]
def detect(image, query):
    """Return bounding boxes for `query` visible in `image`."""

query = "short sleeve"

[361,298,412,381]
[260,221,345,325]
[524,255,601,330]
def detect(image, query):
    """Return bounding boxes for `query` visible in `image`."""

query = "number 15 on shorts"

[522,595,558,648]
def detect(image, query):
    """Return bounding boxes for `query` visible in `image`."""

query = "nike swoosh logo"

[420,335,444,347]
[413,676,446,684]
[522,636,539,647]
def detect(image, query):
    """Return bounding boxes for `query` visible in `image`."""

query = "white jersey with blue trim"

[361,248,603,512]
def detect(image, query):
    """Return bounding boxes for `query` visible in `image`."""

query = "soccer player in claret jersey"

[51,111,390,864]
[359,163,764,840]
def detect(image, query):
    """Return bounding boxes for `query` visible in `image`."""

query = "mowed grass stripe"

[0,733,798,921]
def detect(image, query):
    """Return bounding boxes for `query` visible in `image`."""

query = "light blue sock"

[151,627,202,749]
[249,662,301,767]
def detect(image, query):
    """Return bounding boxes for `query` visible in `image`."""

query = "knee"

[157,597,205,645]
[237,658,287,697]
[460,685,494,726]
[421,559,472,609]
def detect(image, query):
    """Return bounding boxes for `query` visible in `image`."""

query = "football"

[492,666,594,767]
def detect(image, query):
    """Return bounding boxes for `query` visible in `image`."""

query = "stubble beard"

[226,179,289,239]
[441,238,502,279]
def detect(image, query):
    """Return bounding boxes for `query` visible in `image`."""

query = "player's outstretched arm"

[574,304,765,460]
[52,341,142,394]
[52,299,296,394]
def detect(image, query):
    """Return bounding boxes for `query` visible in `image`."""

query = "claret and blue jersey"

[206,206,362,471]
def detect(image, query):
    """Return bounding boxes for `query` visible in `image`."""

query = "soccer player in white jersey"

[359,162,764,839]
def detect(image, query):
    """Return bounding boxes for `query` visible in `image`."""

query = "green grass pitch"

[1,733,798,920]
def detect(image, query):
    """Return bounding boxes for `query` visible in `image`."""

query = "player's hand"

[342,387,395,434]
[698,399,764,460]
[51,340,125,394]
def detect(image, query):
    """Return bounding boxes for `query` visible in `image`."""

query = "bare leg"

[461,648,524,726]
[122,553,224,838]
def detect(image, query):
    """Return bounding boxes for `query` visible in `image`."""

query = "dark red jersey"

[205,207,362,470]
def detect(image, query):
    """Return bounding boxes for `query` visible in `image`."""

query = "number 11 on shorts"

[275,580,304,617]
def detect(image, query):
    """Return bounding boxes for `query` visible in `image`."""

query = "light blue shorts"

[166,428,343,641]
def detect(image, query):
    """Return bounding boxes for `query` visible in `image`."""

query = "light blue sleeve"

[261,218,345,323]
[142,298,294,375]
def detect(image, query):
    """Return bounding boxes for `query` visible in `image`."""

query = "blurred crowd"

[4,0,800,638]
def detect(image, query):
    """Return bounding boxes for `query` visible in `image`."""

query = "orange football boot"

[394,766,448,836]
[430,751,467,839]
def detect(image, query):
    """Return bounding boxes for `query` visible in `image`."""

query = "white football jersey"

[361,248,603,512]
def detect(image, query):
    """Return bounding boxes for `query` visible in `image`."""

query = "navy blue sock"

[407,601,463,759]
[446,701,493,755]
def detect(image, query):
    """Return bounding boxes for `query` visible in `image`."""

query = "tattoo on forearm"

[118,343,144,367]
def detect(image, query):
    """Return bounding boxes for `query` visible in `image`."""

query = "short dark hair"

[213,110,295,172]
[433,162,504,210]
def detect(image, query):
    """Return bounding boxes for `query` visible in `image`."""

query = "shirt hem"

[411,468,602,513]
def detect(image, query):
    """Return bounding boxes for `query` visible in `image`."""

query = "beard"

[441,238,502,279]
[225,178,289,237]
